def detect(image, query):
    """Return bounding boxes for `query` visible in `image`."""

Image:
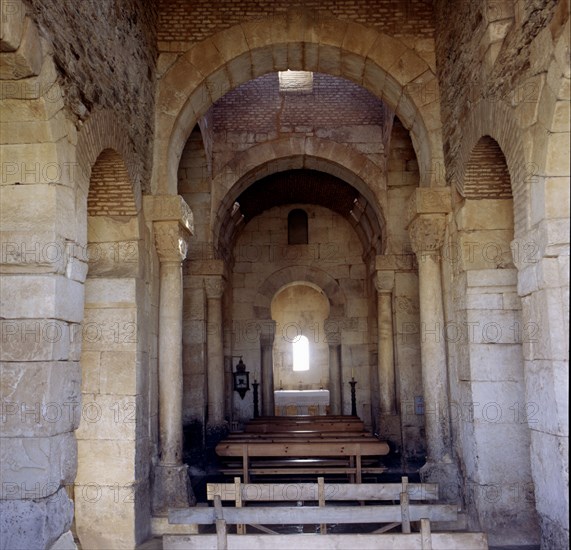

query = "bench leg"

[234,477,245,535]
[242,444,249,484]
[318,477,327,534]
[213,496,228,550]
[420,518,433,550]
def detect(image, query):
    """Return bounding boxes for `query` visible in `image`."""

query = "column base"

[378,413,402,450]
[152,464,195,514]
[205,422,229,445]
[419,460,461,503]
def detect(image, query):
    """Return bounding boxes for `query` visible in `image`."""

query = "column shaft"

[377,291,396,415]
[417,253,451,462]
[206,283,225,426]
[159,260,184,464]
[261,344,275,416]
[260,324,276,416]
[328,344,342,415]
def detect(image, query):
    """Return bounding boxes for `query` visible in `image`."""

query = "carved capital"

[153,221,190,263]
[144,194,194,235]
[408,214,447,255]
[259,320,277,347]
[375,270,395,293]
[204,275,226,300]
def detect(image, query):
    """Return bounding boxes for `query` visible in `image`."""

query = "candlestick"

[351,368,354,379]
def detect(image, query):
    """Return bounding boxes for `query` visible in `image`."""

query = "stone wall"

[23,0,158,191]
[434,1,569,546]
[434,0,559,173]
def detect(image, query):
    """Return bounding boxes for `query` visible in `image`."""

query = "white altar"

[274,389,330,416]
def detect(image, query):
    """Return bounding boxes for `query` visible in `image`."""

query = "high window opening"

[292,335,310,371]
[288,208,308,244]
[278,70,313,93]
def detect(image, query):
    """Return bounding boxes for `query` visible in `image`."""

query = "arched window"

[288,209,308,244]
[292,335,310,371]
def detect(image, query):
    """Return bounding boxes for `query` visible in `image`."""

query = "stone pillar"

[328,344,342,414]
[260,322,276,416]
[374,265,402,445]
[145,196,195,512]
[374,269,396,415]
[407,189,458,490]
[206,275,226,427]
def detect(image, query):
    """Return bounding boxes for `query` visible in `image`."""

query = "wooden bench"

[216,439,389,482]
[164,478,488,550]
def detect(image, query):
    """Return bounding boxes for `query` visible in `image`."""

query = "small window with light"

[292,335,310,371]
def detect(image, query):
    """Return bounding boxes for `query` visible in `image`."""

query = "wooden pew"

[244,419,365,433]
[164,478,488,550]
[216,439,389,482]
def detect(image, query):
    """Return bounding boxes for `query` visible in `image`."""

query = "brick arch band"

[76,109,142,211]
[452,100,529,238]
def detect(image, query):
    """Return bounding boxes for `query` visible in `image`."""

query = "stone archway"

[452,135,539,544]
[270,282,332,414]
[74,145,150,549]
[210,142,388,258]
[73,109,150,550]
[249,266,349,418]
[154,9,443,196]
[451,100,529,237]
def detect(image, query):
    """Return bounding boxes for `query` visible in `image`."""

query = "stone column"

[260,321,276,416]
[328,344,342,414]
[407,189,457,489]
[374,269,396,415]
[146,195,195,512]
[206,275,226,427]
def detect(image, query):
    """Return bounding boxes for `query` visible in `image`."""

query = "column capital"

[408,214,447,256]
[204,275,226,300]
[375,253,415,272]
[144,194,194,234]
[375,270,395,293]
[259,320,277,347]
[153,220,191,263]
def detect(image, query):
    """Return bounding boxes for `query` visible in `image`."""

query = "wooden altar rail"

[165,477,489,550]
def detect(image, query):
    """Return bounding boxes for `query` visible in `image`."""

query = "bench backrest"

[207,479,439,502]
[216,440,389,457]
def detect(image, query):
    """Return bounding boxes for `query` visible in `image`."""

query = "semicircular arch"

[210,137,388,249]
[155,9,441,196]
[254,266,346,321]
[76,109,142,211]
[453,100,529,238]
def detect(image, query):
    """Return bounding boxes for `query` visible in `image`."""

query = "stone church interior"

[0,0,569,549]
